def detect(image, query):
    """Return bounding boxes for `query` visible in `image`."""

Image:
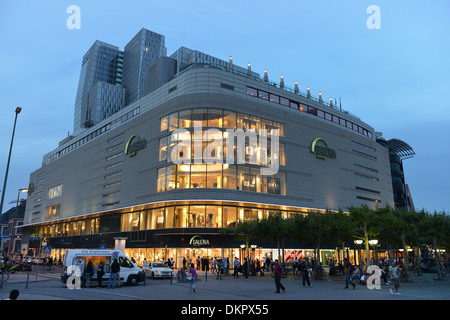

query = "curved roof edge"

[387,138,415,160]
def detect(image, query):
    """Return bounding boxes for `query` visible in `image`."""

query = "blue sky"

[0,1,449,213]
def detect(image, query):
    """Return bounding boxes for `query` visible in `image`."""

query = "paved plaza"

[1,268,448,301]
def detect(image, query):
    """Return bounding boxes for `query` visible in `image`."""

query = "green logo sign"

[189,235,210,247]
[311,138,336,160]
[125,135,147,157]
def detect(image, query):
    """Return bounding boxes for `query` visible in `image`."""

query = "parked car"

[142,262,174,279]
[32,257,44,265]
[22,256,35,264]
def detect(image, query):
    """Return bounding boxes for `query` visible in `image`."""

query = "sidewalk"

[1,268,448,300]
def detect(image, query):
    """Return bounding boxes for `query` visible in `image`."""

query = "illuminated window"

[160,116,168,132]
[47,184,63,200]
[45,204,60,219]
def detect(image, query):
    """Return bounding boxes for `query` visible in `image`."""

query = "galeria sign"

[125,134,147,157]
[311,137,336,159]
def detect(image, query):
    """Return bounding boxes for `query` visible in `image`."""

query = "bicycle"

[176,269,187,283]
[311,266,327,280]
[0,269,10,283]
[46,264,56,272]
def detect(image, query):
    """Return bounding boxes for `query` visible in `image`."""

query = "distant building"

[0,201,26,257]
[73,41,125,135]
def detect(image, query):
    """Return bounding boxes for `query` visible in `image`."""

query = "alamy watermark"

[66,5,81,30]
[366,5,381,30]
[169,121,280,176]
[66,265,82,289]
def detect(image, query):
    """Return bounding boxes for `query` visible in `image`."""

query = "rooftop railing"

[176,62,361,121]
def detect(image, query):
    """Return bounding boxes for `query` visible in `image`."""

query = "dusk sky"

[0,1,449,214]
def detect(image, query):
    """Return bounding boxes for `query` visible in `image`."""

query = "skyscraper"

[73,29,166,135]
[122,28,167,105]
[73,41,124,135]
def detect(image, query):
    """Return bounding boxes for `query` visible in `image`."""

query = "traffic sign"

[43,246,51,254]
[0,234,10,239]
[99,243,106,249]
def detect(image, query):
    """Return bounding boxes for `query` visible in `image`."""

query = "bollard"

[26,273,30,289]
[205,269,207,282]
[0,272,3,289]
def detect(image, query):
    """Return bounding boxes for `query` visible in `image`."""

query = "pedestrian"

[216,259,223,279]
[189,263,196,293]
[243,258,249,278]
[233,257,240,278]
[343,258,356,289]
[224,258,230,276]
[85,261,94,288]
[293,257,299,275]
[389,262,401,295]
[108,258,120,289]
[265,257,271,272]
[97,261,105,288]
[197,256,201,270]
[5,289,19,300]
[212,257,217,275]
[273,259,285,293]
[350,265,360,288]
[300,259,312,287]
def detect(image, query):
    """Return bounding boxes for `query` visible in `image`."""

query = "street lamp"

[354,240,363,266]
[8,188,27,259]
[0,107,22,216]
[369,239,379,265]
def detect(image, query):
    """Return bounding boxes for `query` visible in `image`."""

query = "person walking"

[265,257,271,272]
[293,257,299,275]
[96,261,105,288]
[189,263,197,293]
[243,258,249,278]
[108,258,120,289]
[216,259,223,279]
[212,257,217,275]
[84,261,94,288]
[389,262,401,295]
[300,258,312,287]
[273,259,285,293]
[343,258,356,289]
[233,257,240,278]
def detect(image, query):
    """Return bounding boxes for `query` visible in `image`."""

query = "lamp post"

[0,107,22,216]
[354,239,363,267]
[8,188,27,259]
[369,239,379,265]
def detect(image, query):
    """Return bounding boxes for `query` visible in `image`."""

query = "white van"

[61,249,145,286]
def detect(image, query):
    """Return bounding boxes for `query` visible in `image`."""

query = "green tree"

[385,209,425,281]
[303,210,336,265]
[348,205,385,268]
[420,211,450,280]
[329,210,355,262]
[221,218,259,275]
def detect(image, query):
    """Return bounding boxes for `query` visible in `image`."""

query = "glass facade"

[158,108,286,195]
[33,204,308,239]
[160,108,284,137]
[157,164,286,195]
